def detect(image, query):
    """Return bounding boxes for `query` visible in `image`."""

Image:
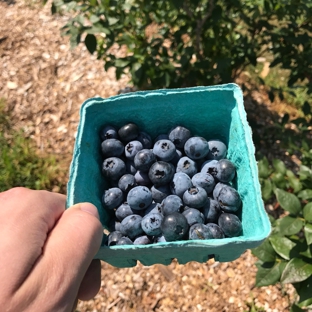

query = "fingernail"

[80,203,100,219]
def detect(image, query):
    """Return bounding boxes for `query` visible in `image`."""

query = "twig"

[195,0,215,59]
[107,297,122,310]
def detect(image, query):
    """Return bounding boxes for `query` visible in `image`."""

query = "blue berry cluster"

[100,123,243,246]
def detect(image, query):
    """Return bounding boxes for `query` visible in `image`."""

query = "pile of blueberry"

[100,123,242,246]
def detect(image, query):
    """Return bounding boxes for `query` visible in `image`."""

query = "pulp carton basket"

[67,83,271,268]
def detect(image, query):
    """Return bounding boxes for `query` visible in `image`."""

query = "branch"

[195,0,214,59]
[183,1,193,19]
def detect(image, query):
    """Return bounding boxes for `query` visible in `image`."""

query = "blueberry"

[161,212,189,242]
[168,126,191,149]
[144,202,162,215]
[120,214,144,239]
[107,231,123,246]
[133,235,152,245]
[116,237,134,245]
[184,137,209,160]
[137,131,153,149]
[134,149,156,172]
[127,186,153,210]
[206,223,225,239]
[115,202,140,221]
[125,159,137,175]
[207,140,227,160]
[218,213,242,237]
[100,125,118,141]
[118,123,139,143]
[153,139,176,162]
[125,140,143,160]
[102,187,124,210]
[201,159,219,177]
[101,139,124,158]
[189,223,210,240]
[141,212,164,236]
[202,198,221,223]
[148,161,174,186]
[161,195,183,216]
[170,172,193,198]
[118,174,136,193]
[183,187,208,209]
[134,170,152,186]
[215,159,236,183]
[102,157,126,181]
[213,183,242,213]
[151,184,171,203]
[182,208,205,226]
[176,156,198,178]
[192,172,215,195]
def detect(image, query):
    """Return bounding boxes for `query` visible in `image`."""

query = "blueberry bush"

[51,0,312,94]
[253,108,312,311]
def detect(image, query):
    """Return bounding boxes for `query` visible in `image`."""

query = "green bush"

[0,99,63,192]
[253,109,312,311]
[51,0,312,94]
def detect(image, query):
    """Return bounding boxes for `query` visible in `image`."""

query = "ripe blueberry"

[168,125,191,149]
[183,186,208,209]
[118,123,139,142]
[184,137,209,160]
[127,186,153,210]
[161,212,189,242]
[102,157,126,181]
[218,213,242,237]
[176,156,198,178]
[207,140,227,160]
[148,161,174,186]
[153,139,176,162]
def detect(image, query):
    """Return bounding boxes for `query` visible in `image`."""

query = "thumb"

[28,203,103,311]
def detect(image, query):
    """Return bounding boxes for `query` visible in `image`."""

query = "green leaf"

[252,239,276,262]
[304,223,312,245]
[255,261,286,287]
[303,203,312,223]
[269,235,296,260]
[86,23,111,35]
[115,59,130,67]
[85,34,97,54]
[290,304,306,312]
[277,216,304,236]
[294,276,312,307]
[273,159,287,175]
[288,175,302,194]
[108,17,119,25]
[261,179,273,201]
[258,157,271,178]
[89,15,100,24]
[281,258,312,284]
[298,189,312,201]
[275,188,301,215]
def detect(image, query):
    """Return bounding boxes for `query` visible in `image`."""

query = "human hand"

[0,187,103,312]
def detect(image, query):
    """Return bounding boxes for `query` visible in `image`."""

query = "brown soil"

[0,1,299,311]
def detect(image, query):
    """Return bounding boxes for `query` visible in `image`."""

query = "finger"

[18,203,103,311]
[77,259,101,301]
[0,188,66,294]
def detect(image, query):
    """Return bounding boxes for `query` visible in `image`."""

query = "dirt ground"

[0,1,298,311]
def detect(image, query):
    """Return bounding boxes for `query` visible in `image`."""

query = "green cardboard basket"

[67,83,271,268]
